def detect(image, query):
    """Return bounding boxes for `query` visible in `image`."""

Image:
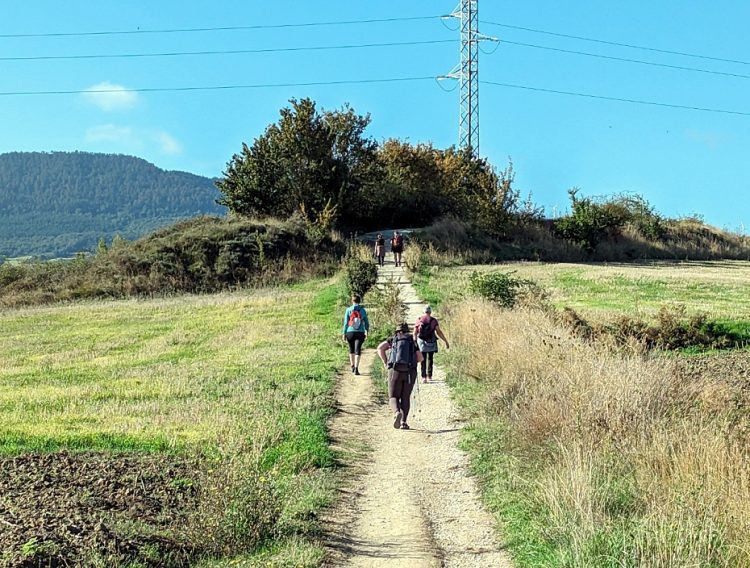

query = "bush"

[555,189,628,252]
[365,276,407,343]
[557,305,746,351]
[344,246,377,298]
[468,270,541,309]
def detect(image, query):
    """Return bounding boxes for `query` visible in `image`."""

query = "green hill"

[0,151,225,258]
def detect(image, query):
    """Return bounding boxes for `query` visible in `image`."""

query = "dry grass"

[448,299,750,566]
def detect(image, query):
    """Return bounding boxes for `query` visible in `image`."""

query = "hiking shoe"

[354,367,360,375]
[422,377,428,383]
[393,411,403,429]
[351,366,355,373]
[400,422,410,430]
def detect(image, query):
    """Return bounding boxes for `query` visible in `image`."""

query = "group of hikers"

[342,293,449,430]
[374,230,404,267]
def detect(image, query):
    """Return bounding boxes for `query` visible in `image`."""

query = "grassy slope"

[0,279,345,566]
[412,261,750,567]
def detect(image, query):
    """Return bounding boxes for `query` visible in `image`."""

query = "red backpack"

[348,308,364,330]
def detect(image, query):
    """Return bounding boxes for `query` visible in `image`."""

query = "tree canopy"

[216,98,519,234]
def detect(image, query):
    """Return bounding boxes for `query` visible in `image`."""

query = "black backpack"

[418,318,437,341]
[389,335,416,371]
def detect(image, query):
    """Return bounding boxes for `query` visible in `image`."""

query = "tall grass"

[446,300,750,566]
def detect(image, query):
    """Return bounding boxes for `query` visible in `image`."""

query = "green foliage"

[0,151,225,258]
[555,189,628,252]
[468,270,537,308]
[344,248,378,298]
[216,100,522,235]
[216,98,377,224]
[365,276,407,344]
[557,304,749,351]
[555,190,667,253]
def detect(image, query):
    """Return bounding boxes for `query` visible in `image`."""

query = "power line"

[0,39,453,62]
[482,19,750,67]
[0,76,437,97]
[482,80,750,116]
[0,15,442,39]
[500,39,750,81]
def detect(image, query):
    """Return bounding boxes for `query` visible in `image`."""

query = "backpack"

[348,308,364,331]
[389,335,416,372]
[394,235,404,247]
[417,317,437,341]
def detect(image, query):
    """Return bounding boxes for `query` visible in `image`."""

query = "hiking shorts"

[345,331,366,355]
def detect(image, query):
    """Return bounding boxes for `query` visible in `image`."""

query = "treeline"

[0,152,225,258]
[216,98,516,238]
[216,98,750,261]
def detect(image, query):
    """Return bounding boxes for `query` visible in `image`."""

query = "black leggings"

[420,351,434,378]
[346,331,366,355]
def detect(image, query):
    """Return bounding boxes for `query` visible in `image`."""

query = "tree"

[216,98,377,222]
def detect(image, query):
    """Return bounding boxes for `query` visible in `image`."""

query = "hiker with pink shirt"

[413,305,449,383]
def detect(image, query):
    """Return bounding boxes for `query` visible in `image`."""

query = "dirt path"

[323,260,512,567]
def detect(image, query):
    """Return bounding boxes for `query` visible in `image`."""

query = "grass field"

[0,279,346,566]
[414,259,750,324]
[416,260,750,567]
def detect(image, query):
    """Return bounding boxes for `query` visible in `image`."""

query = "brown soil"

[0,452,198,568]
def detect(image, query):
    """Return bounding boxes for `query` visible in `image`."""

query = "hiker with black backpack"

[342,294,369,375]
[377,323,423,430]
[390,231,404,267]
[414,305,449,383]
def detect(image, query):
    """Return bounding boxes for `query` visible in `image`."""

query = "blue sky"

[2,1,749,230]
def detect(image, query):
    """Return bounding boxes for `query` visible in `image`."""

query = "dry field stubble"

[447,299,750,566]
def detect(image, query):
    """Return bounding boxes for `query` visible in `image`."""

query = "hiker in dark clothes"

[377,323,423,429]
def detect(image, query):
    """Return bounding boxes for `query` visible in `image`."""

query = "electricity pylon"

[441,1,497,156]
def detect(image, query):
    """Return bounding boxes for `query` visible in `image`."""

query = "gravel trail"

[323,260,512,567]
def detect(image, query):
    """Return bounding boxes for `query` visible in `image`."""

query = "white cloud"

[83,81,138,111]
[85,124,135,144]
[154,130,183,155]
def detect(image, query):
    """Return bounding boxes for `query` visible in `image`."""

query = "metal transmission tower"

[441,1,496,155]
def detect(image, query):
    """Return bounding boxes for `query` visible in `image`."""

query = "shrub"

[555,189,629,252]
[468,270,541,309]
[365,276,407,343]
[344,245,377,297]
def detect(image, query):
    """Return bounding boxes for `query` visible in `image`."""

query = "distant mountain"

[0,151,226,258]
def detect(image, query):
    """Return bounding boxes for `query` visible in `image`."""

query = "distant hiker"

[391,231,404,267]
[377,323,423,430]
[414,305,449,383]
[374,233,386,267]
[342,294,369,375]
